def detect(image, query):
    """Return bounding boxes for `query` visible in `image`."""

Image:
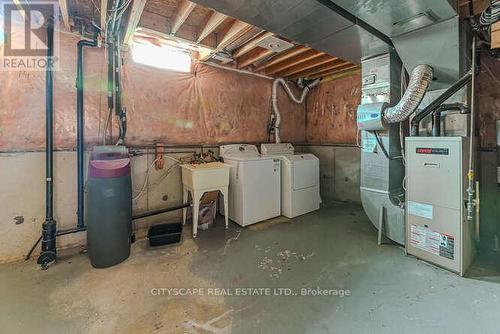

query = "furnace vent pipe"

[272,78,320,143]
[383,64,433,124]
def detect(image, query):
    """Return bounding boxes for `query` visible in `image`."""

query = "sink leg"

[192,190,202,238]
[182,187,189,226]
[221,186,229,229]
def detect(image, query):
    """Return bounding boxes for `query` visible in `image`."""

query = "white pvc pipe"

[271,77,320,143]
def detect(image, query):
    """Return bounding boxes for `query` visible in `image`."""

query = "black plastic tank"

[86,146,132,268]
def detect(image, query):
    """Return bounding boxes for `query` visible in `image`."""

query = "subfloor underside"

[1,202,500,334]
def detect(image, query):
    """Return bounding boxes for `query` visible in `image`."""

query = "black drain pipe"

[132,203,191,220]
[77,35,99,228]
[37,16,57,268]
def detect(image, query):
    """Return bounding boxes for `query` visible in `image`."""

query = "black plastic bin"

[148,222,182,247]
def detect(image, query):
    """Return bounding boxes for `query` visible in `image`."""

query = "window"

[131,42,192,73]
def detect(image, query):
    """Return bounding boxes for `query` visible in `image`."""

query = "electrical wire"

[132,155,182,201]
[373,131,403,160]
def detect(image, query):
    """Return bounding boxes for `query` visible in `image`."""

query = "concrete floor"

[1,202,500,334]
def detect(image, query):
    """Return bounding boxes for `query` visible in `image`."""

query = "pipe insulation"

[383,64,433,124]
[271,78,320,143]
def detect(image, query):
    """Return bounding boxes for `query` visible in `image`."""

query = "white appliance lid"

[260,143,295,155]
[283,154,318,163]
[220,144,260,157]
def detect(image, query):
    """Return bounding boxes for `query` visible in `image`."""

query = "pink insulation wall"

[305,74,361,145]
[0,32,305,151]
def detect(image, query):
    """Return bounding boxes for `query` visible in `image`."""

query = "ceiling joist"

[197,11,227,43]
[265,50,324,75]
[291,60,347,79]
[171,0,196,35]
[200,20,252,61]
[233,31,274,59]
[309,64,360,80]
[237,48,274,69]
[70,0,356,80]
[100,0,108,31]
[277,55,338,77]
[124,0,148,45]
[253,46,310,72]
[58,0,70,29]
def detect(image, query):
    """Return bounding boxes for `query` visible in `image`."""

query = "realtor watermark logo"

[1,1,60,71]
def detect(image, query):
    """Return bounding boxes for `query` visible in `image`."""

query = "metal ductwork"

[189,0,392,64]
[353,3,471,244]
[190,0,458,66]
[357,52,406,244]
[384,65,433,123]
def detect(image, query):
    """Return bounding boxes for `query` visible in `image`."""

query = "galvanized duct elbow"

[272,77,320,143]
[383,64,433,124]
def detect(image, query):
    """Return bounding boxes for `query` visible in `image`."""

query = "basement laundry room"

[1,0,500,333]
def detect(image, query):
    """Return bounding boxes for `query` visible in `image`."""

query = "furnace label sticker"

[362,135,377,153]
[410,225,455,260]
[408,201,433,220]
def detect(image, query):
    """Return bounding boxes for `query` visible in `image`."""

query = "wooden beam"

[124,0,148,45]
[100,0,108,30]
[237,47,274,69]
[278,55,337,77]
[318,66,361,83]
[217,21,253,50]
[254,46,309,72]
[200,20,253,61]
[233,31,273,58]
[458,0,489,16]
[265,50,324,75]
[291,60,349,79]
[171,0,196,35]
[310,64,360,80]
[197,11,227,43]
[58,0,70,29]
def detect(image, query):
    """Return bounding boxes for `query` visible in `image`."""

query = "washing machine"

[220,144,281,226]
[261,143,320,218]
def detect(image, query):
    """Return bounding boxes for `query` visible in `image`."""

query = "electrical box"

[405,137,475,276]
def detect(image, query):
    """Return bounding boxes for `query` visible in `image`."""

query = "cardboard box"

[493,22,500,32]
[201,191,219,204]
[492,28,500,49]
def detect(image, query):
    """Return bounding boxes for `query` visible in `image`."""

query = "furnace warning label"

[410,225,455,260]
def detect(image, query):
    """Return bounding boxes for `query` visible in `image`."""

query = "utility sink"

[180,162,230,190]
[181,162,231,238]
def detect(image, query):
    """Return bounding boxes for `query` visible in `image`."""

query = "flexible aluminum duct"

[272,77,320,143]
[383,64,433,124]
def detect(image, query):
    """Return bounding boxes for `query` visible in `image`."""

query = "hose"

[271,78,320,143]
[479,0,500,26]
[383,64,433,124]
